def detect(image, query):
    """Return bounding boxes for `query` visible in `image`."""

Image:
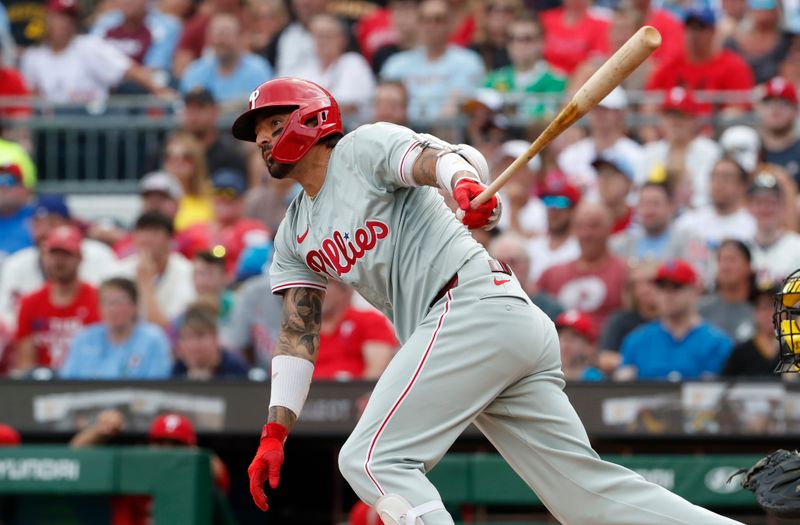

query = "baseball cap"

[748,171,781,197]
[235,242,273,283]
[0,163,24,187]
[140,171,183,200]
[0,424,20,446]
[33,194,70,219]
[43,225,82,255]
[655,259,697,287]
[148,414,196,446]
[212,169,247,198]
[463,88,504,113]
[661,86,701,115]
[719,125,760,173]
[184,87,217,106]
[591,152,635,181]
[539,174,581,208]
[684,5,716,26]
[48,0,79,17]
[555,310,598,343]
[758,76,798,106]
[597,87,628,110]
[498,140,541,172]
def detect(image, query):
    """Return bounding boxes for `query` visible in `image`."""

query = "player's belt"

[429,257,513,307]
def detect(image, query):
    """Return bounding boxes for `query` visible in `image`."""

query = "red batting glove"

[452,178,501,230]
[248,422,288,511]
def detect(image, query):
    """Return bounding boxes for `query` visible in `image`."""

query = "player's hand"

[95,409,124,436]
[453,178,501,230]
[248,422,288,511]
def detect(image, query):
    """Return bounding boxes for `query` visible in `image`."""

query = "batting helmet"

[231,77,343,164]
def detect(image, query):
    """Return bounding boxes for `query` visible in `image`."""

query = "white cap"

[140,171,183,200]
[598,87,628,110]
[498,140,541,172]
[719,125,760,173]
[466,88,504,112]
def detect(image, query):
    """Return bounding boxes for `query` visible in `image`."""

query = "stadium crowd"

[0,0,798,385]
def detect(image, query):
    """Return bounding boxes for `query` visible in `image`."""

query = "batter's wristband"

[261,422,289,444]
[436,152,479,194]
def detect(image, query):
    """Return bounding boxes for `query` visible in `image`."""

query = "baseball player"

[236,78,744,525]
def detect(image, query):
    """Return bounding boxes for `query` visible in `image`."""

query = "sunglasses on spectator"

[421,14,448,23]
[509,33,538,42]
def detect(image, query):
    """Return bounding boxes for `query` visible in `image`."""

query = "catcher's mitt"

[730,449,800,518]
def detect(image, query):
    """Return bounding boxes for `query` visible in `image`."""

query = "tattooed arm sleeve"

[268,287,325,431]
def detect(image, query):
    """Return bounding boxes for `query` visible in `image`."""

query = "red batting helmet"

[231,77,343,164]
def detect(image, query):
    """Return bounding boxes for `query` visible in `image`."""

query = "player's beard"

[262,148,294,180]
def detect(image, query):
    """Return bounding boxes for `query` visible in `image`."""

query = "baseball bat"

[471,25,662,207]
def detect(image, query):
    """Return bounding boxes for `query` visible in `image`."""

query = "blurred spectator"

[243,176,300,234]
[162,131,214,232]
[717,0,748,44]
[180,13,273,106]
[610,182,710,268]
[597,262,660,374]
[3,0,46,49]
[380,0,485,120]
[616,259,733,381]
[220,271,282,368]
[190,251,234,333]
[372,80,409,125]
[0,162,34,259]
[724,0,790,84]
[294,14,376,121]
[179,170,270,275]
[70,410,230,496]
[369,0,419,74]
[91,0,181,75]
[748,172,800,281]
[110,212,196,327]
[0,41,29,119]
[0,138,36,189]
[719,125,761,173]
[781,27,800,88]
[570,6,650,93]
[537,202,627,331]
[20,0,170,104]
[177,88,248,177]
[539,0,610,75]
[592,152,634,233]
[470,0,521,72]
[488,231,564,320]
[12,226,100,374]
[0,4,17,67]
[698,239,755,342]
[675,157,756,249]
[461,89,508,158]
[637,87,721,208]
[645,6,755,113]
[173,301,249,379]
[0,194,116,331]
[445,0,477,47]
[173,0,244,77]
[483,13,566,119]
[495,140,546,236]
[722,279,783,377]
[93,171,182,258]
[246,0,290,67]
[756,77,800,185]
[556,87,642,196]
[0,423,20,446]
[274,0,329,77]
[60,277,172,379]
[630,0,684,65]
[525,176,581,281]
[555,309,602,380]
[315,280,396,380]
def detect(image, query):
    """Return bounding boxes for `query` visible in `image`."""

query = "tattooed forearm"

[412,149,439,187]
[276,287,324,360]
[268,405,298,429]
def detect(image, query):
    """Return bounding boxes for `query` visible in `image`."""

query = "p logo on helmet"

[232,78,343,164]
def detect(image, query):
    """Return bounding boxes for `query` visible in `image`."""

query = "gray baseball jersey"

[269,122,483,341]
[270,122,744,525]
